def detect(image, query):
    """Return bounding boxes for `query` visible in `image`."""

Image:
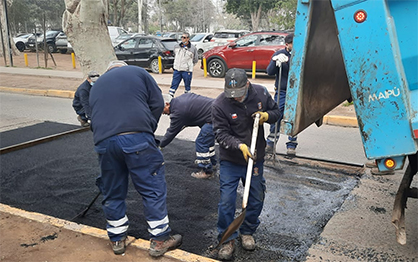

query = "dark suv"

[26,30,62,53]
[114,36,177,74]
[201,31,288,77]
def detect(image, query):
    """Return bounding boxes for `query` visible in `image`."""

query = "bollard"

[158,56,162,74]
[24,53,28,67]
[71,53,76,69]
[252,61,256,79]
[203,58,207,77]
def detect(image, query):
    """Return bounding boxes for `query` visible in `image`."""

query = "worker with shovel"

[212,68,280,260]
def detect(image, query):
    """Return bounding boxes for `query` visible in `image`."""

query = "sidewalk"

[0,66,358,128]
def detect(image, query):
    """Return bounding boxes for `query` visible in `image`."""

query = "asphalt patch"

[0,127,360,261]
[0,121,80,148]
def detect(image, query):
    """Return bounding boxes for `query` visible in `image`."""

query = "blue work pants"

[217,160,266,242]
[95,132,171,242]
[195,123,217,173]
[267,89,298,149]
[169,70,192,96]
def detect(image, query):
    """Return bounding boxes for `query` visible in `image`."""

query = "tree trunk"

[0,0,20,60]
[250,4,262,32]
[62,0,117,76]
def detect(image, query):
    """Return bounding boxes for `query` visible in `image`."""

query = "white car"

[108,26,129,43]
[13,33,33,52]
[190,33,214,59]
[210,30,250,47]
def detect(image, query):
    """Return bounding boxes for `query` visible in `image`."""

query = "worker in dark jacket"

[72,71,100,127]
[89,61,182,257]
[265,33,297,156]
[212,68,280,260]
[160,93,216,179]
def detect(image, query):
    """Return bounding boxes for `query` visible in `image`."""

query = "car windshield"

[190,34,206,42]
[160,39,178,51]
[46,31,59,37]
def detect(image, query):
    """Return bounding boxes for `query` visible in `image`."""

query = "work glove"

[272,53,288,67]
[252,111,269,125]
[239,143,254,162]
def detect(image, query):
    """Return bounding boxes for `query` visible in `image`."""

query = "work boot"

[218,239,235,260]
[370,168,395,176]
[149,234,182,257]
[265,144,275,154]
[111,237,126,255]
[286,147,296,156]
[241,235,255,251]
[365,160,377,168]
[191,169,213,179]
[77,115,90,127]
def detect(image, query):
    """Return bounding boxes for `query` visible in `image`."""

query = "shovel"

[216,113,260,248]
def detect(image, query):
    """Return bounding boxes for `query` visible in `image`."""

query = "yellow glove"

[252,111,269,125]
[239,143,254,162]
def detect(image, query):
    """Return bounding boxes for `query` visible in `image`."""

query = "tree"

[0,0,20,59]
[269,0,297,30]
[62,0,117,75]
[224,0,277,31]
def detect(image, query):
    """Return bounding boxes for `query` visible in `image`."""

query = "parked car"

[112,33,146,46]
[13,33,37,52]
[201,31,288,78]
[162,32,183,41]
[190,33,214,59]
[108,26,129,43]
[26,30,62,53]
[210,30,250,47]
[114,36,177,73]
[55,32,73,54]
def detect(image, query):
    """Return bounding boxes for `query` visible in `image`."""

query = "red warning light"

[354,10,367,23]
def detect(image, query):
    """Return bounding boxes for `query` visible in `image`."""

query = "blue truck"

[282,0,417,245]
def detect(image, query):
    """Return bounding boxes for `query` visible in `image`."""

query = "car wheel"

[47,43,56,53]
[16,42,25,52]
[208,58,226,78]
[197,49,204,59]
[59,49,67,54]
[150,59,164,74]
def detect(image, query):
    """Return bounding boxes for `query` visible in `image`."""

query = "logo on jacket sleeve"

[231,113,237,119]
[258,102,262,110]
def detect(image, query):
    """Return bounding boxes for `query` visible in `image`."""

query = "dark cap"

[285,33,294,44]
[87,71,100,82]
[224,68,248,98]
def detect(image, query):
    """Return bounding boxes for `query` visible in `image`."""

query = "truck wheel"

[208,58,226,78]
[47,43,56,53]
[198,49,204,59]
[150,59,163,74]
[59,49,67,54]
[16,42,25,52]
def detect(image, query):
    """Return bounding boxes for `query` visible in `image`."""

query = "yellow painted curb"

[0,86,75,98]
[0,203,218,262]
[323,115,358,128]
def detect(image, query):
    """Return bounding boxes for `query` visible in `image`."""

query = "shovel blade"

[216,209,246,248]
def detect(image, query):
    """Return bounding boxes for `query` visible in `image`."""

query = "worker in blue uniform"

[211,68,280,260]
[160,93,217,179]
[89,61,182,257]
[266,33,298,156]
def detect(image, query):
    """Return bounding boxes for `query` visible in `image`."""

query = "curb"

[0,203,218,262]
[0,86,359,128]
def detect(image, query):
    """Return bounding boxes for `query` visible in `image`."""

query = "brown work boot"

[241,235,255,251]
[286,147,296,156]
[218,239,235,260]
[370,167,395,176]
[111,237,126,255]
[77,115,90,127]
[191,169,213,179]
[149,234,182,257]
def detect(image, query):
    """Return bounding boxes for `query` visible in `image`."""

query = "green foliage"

[224,0,277,30]
[270,0,297,30]
[9,0,65,34]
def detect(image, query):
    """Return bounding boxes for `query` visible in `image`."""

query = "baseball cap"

[87,71,100,82]
[224,68,248,98]
[285,33,294,44]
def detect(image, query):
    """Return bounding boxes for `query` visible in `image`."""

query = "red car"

[201,31,288,78]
